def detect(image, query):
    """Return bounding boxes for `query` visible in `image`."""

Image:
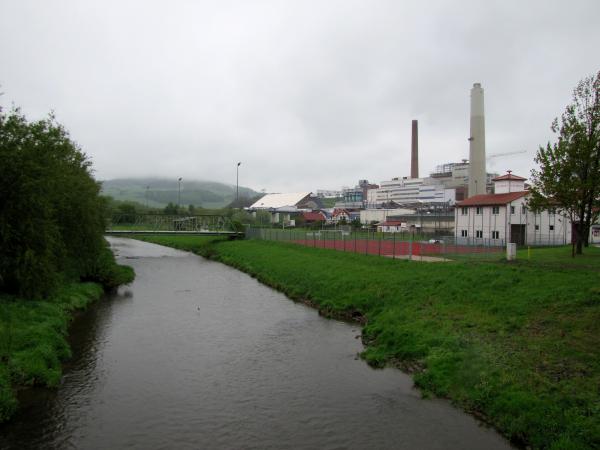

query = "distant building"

[248,192,322,224]
[369,177,455,207]
[316,189,342,198]
[377,220,407,233]
[455,173,572,246]
[429,160,498,200]
[335,180,379,209]
[302,211,326,224]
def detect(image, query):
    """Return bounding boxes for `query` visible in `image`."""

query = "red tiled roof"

[492,173,527,181]
[380,220,404,226]
[302,211,325,221]
[457,191,528,206]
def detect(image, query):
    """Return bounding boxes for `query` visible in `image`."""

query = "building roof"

[380,220,405,226]
[457,191,528,206]
[249,192,311,209]
[302,211,325,221]
[491,173,527,182]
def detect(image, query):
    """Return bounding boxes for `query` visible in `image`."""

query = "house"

[302,211,326,224]
[331,209,359,224]
[455,172,572,246]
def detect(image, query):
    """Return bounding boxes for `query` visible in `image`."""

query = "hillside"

[100,178,259,209]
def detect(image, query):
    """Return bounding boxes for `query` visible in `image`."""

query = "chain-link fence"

[245,227,505,261]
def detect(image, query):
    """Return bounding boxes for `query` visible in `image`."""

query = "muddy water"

[0,238,512,450]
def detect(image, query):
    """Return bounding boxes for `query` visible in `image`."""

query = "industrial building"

[455,173,572,245]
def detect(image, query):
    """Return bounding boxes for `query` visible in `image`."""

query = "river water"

[0,238,512,450]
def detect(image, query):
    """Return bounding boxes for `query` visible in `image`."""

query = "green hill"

[100,178,259,209]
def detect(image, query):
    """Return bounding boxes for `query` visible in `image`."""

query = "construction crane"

[487,150,527,160]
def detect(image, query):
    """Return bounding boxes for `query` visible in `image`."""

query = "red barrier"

[290,238,502,257]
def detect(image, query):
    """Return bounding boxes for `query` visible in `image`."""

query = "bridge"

[105,214,244,237]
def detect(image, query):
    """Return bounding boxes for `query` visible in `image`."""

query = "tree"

[163,202,179,215]
[0,108,110,296]
[529,71,600,255]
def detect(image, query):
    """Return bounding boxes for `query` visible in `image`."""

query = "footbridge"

[105,214,244,237]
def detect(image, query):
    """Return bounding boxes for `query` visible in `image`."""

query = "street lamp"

[236,162,242,204]
[178,177,183,209]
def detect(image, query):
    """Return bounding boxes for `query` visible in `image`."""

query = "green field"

[134,235,600,450]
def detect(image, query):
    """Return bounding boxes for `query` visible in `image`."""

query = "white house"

[454,173,572,246]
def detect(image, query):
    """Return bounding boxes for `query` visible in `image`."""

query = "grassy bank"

[0,246,134,423]
[136,235,599,450]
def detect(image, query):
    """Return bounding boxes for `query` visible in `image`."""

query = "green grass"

[0,283,103,422]
[0,246,135,423]
[136,235,600,450]
[516,245,600,268]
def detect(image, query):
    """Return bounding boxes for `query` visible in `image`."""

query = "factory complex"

[247,83,599,247]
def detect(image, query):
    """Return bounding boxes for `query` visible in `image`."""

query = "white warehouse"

[454,173,572,246]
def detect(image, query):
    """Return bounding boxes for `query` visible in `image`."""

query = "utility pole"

[236,162,241,205]
[178,177,182,209]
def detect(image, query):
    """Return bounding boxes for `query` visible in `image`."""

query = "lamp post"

[145,185,150,209]
[236,162,241,204]
[178,177,182,209]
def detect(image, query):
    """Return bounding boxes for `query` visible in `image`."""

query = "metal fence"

[245,227,505,261]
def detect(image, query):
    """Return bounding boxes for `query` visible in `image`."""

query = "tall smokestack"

[411,119,419,179]
[468,83,486,196]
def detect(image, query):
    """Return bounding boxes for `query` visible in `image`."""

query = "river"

[0,238,512,449]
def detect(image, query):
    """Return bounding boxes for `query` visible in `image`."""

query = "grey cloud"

[1,0,599,192]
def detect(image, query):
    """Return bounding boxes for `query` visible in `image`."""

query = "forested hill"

[101,178,259,208]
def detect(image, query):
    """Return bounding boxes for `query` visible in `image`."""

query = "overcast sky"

[1,1,599,193]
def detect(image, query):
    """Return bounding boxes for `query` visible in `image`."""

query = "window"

[461,230,468,237]
[521,205,527,214]
[476,207,482,215]
[492,230,500,239]
[476,230,483,238]
[549,208,556,215]
[510,206,515,214]
[492,206,500,215]
[549,225,555,231]
[535,224,540,231]
[461,207,468,215]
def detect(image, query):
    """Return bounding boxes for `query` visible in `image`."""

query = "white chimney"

[468,83,486,196]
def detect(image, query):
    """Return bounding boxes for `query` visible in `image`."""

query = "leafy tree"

[0,108,110,296]
[529,71,600,255]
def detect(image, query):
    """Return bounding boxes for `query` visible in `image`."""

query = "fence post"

[392,232,396,259]
[343,234,346,252]
[333,230,336,251]
[409,235,413,260]
[354,232,357,254]
[378,233,381,256]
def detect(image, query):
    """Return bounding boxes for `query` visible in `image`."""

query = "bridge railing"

[107,214,235,233]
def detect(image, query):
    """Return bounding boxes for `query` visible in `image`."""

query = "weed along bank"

[133,235,600,450]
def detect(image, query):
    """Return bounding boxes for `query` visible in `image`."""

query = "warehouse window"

[476,230,483,238]
[492,230,500,239]
[492,206,500,215]
[461,207,468,215]
[549,225,555,231]
[476,207,482,215]
[510,206,515,214]
[461,230,468,237]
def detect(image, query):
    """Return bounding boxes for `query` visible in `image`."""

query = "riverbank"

[135,235,600,450]
[0,247,134,423]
